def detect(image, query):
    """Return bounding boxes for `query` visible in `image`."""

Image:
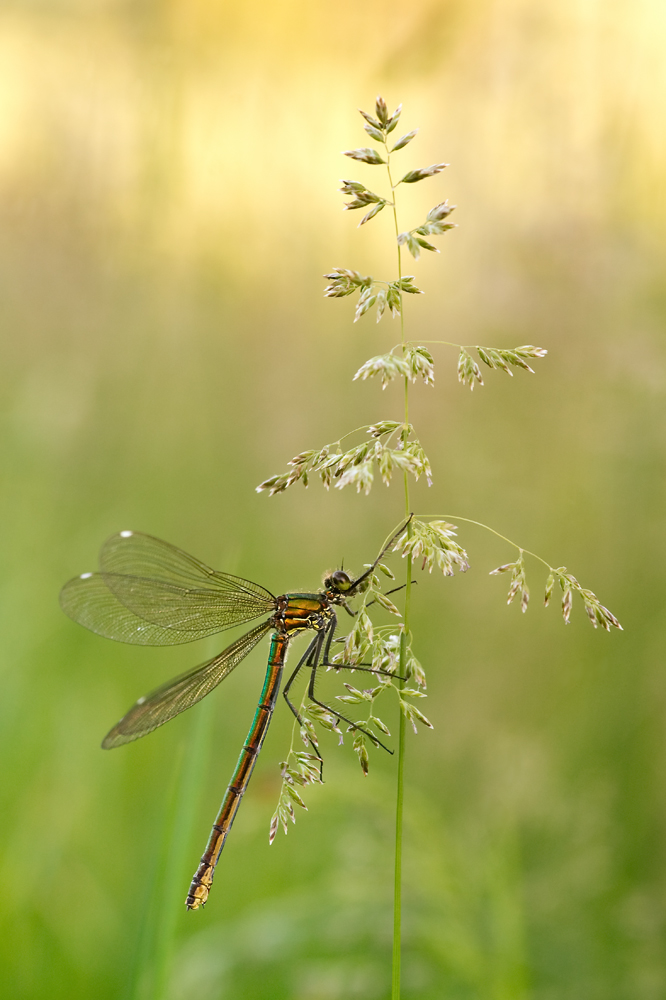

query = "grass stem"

[130,695,215,999]
[386,134,413,1000]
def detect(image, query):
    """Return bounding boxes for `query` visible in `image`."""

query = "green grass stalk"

[131,694,215,1000]
[386,138,413,1000]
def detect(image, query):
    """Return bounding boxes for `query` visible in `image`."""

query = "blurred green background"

[2,0,665,997]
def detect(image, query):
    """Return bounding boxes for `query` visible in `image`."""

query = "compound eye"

[329,570,352,592]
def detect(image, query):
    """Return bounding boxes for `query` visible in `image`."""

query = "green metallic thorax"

[273,592,337,639]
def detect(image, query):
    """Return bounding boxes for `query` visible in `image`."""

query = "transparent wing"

[60,531,276,644]
[102,621,273,748]
[60,573,222,645]
[100,531,274,603]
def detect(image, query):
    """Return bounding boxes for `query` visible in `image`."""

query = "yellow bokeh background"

[2,2,665,997]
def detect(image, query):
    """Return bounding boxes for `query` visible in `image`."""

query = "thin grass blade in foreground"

[131,696,214,1000]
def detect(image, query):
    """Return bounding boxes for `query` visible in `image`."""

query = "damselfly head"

[324,569,353,593]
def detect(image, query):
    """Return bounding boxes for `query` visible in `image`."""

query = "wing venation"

[100,531,275,603]
[60,532,276,644]
[102,621,273,747]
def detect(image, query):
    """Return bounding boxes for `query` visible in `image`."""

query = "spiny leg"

[307,686,393,755]
[282,632,326,769]
[325,663,406,681]
[308,621,393,755]
[283,633,320,722]
[365,581,410,609]
[322,620,406,680]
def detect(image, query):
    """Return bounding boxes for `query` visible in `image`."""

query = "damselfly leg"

[282,615,397,757]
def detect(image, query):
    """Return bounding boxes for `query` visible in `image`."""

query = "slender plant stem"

[130,696,214,1000]
[392,692,406,998]
[128,743,185,1000]
[154,698,214,998]
[386,136,412,1000]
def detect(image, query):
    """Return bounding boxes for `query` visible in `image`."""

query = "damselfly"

[60,523,406,909]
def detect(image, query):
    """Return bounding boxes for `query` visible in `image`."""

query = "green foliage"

[269,753,322,844]
[342,147,385,165]
[393,519,470,576]
[322,267,372,297]
[256,422,433,496]
[458,344,548,388]
[477,344,548,374]
[397,204,457,259]
[398,163,448,184]
[457,347,485,389]
[490,554,530,612]
[390,128,418,151]
[339,180,388,225]
[353,346,434,388]
[546,568,623,630]
[491,555,622,629]
[324,271,422,323]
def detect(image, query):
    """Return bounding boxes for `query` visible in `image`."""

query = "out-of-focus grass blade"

[130,694,215,1000]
